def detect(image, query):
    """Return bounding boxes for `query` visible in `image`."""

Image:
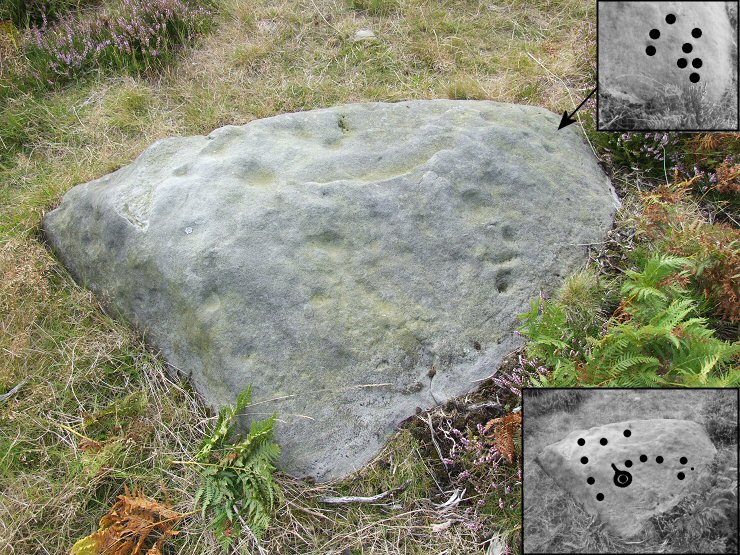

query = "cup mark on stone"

[495,268,513,293]
[501,224,515,241]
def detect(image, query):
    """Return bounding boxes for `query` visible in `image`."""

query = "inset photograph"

[598,1,739,131]
[523,388,739,553]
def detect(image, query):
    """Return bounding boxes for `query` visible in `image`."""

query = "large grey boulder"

[535,419,717,537]
[44,100,618,481]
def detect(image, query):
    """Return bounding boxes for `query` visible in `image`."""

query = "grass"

[598,84,739,131]
[0,0,738,552]
[523,389,739,553]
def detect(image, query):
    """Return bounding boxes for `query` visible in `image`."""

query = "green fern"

[194,385,281,546]
[518,255,739,386]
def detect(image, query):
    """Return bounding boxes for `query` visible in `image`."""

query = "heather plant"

[0,0,96,27]
[435,361,546,554]
[23,0,213,83]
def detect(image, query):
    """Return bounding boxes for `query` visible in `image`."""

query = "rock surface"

[535,419,717,537]
[44,100,618,481]
[599,2,736,105]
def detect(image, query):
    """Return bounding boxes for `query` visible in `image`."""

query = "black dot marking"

[600,438,608,446]
[581,456,589,464]
[691,467,694,471]
[682,43,693,53]
[690,73,700,83]
[666,13,676,24]
[640,454,647,462]
[625,460,633,468]
[649,28,660,39]
[677,472,685,480]
[646,45,656,56]
[618,474,628,484]
[623,430,631,437]
[692,27,702,38]
[677,58,688,68]
[680,456,688,464]
[596,493,604,501]
[656,456,664,464]
[587,477,595,485]
[692,58,702,68]
[577,438,585,446]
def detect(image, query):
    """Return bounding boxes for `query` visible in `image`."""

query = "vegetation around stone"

[0,0,737,553]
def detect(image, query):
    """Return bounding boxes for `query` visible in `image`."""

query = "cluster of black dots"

[576,429,695,502]
[645,13,703,83]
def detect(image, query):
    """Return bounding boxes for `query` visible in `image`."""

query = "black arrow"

[558,87,597,130]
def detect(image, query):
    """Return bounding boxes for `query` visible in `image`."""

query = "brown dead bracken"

[481,412,522,464]
[70,485,185,555]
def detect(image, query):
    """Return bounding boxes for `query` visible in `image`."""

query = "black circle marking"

[611,463,633,488]
[581,456,589,464]
[666,13,676,24]
[625,459,633,468]
[640,454,648,462]
[587,477,595,485]
[692,27,702,38]
[690,73,700,83]
[692,58,702,68]
[646,45,657,56]
[577,438,585,446]
[600,438,608,446]
[656,456,664,464]
[677,58,688,68]
[682,43,693,53]
[680,456,688,464]
[623,429,631,437]
[677,472,685,480]
[596,493,604,501]
[691,467,694,471]
[649,28,660,39]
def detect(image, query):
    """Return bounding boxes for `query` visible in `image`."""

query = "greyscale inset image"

[597,1,739,131]
[522,388,738,553]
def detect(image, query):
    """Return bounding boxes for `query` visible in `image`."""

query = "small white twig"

[318,480,410,505]
[0,380,27,403]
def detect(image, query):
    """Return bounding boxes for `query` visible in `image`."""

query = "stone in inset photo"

[597,1,739,131]
[522,388,739,553]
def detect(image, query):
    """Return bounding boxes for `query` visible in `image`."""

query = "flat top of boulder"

[44,100,618,481]
[535,419,717,537]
